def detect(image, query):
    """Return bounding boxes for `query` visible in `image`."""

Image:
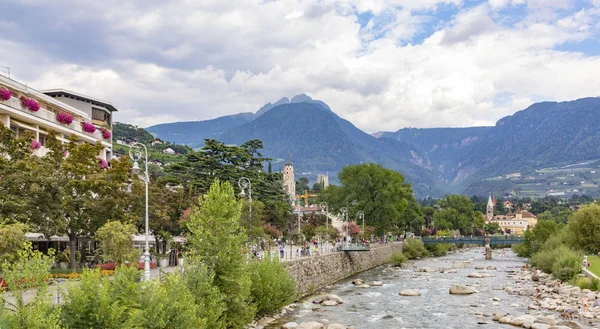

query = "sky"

[1,0,600,133]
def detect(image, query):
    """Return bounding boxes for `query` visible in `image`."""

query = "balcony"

[2,96,108,142]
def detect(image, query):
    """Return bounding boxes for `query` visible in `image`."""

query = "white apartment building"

[0,74,116,160]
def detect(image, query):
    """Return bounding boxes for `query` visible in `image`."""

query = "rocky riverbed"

[253,247,600,329]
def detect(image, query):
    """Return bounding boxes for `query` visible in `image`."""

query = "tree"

[295,177,309,195]
[0,222,29,271]
[518,220,559,257]
[318,164,419,236]
[434,195,476,234]
[186,180,255,328]
[96,221,139,264]
[565,203,600,254]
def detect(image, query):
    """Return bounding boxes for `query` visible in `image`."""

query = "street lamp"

[340,207,348,244]
[357,211,365,231]
[319,202,328,229]
[238,177,252,220]
[129,142,151,281]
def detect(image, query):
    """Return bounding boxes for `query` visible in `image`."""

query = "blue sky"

[0,0,599,132]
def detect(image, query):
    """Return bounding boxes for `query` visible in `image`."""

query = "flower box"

[99,158,108,169]
[31,140,41,150]
[82,122,96,133]
[0,88,11,101]
[56,112,74,125]
[100,127,111,139]
[20,96,40,112]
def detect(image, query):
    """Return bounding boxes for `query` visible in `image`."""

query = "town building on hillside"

[503,200,514,209]
[0,74,116,160]
[116,137,136,145]
[316,173,329,188]
[151,138,163,146]
[283,160,296,197]
[163,147,176,155]
[485,194,537,234]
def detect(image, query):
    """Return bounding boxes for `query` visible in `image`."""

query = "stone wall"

[286,242,403,297]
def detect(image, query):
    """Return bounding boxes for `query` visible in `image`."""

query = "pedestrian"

[583,297,589,312]
[279,244,284,259]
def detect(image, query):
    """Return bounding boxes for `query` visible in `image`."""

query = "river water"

[269,248,536,329]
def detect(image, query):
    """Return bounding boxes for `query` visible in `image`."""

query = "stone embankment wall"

[286,242,403,297]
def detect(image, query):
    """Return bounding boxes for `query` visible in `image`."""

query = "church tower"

[486,194,494,222]
[283,160,295,198]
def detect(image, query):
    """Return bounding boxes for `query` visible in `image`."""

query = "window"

[39,133,47,146]
[92,107,111,124]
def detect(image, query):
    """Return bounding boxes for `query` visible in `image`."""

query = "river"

[268,247,536,329]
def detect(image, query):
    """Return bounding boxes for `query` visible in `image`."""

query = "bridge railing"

[420,236,525,245]
[338,243,371,251]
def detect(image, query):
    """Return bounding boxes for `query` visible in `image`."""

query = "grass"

[587,255,600,277]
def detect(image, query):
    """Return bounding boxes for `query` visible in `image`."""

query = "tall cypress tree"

[267,161,272,173]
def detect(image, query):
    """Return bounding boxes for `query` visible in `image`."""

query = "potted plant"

[58,250,69,269]
[0,87,11,101]
[56,112,74,125]
[82,122,96,133]
[20,96,40,112]
[99,127,111,139]
[31,139,41,151]
[158,254,169,268]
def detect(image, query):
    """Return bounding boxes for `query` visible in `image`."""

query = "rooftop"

[41,88,118,112]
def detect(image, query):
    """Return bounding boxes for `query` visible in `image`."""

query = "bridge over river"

[421,236,525,245]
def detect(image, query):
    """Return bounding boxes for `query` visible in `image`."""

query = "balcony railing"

[2,96,107,140]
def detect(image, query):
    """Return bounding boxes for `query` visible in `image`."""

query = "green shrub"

[403,238,428,259]
[249,256,296,317]
[512,243,529,257]
[551,247,582,275]
[554,267,577,282]
[573,276,593,290]
[388,251,407,265]
[426,244,450,257]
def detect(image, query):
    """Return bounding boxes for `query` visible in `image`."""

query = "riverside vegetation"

[514,203,600,289]
[0,181,296,329]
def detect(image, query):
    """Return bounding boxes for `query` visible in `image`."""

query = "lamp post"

[340,207,348,244]
[129,142,151,281]
[357,211,365,231]
[319,202,328,229]
[238,177,252,220]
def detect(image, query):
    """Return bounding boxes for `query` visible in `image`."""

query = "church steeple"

[486,193,494,221]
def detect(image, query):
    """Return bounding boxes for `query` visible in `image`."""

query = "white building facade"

[0,75,116,160]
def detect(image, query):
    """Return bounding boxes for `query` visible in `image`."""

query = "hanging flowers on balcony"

[56,112,74,125]
[31,139,41,151]
[98,157,109,169]
[20,96,40,112]
[82,122,96,133]
[0,88,11,101]
[99,127,111,139]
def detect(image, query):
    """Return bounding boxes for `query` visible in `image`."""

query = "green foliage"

[387,251,408,265]
[572,276,598,291]
[248,257,296,317]
[318,163,420,235]
[1,244,60,329]
[433,195,477,235]
[0,222,29,271]
[113,122,154,144]
[565,203,600,254]
[517,220,560,257]
[426,244,450,257]
[96,221,139,264]
[182,257,226,329]
[531,242,581,281]
[186,180,255,328]
[402,238,428,259]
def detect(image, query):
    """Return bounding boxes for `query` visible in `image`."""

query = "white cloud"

[0,0,599,133]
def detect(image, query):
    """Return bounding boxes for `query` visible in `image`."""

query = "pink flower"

[20,96,40,112]
[100,127,111,139]
[82,122,96,133]
[31,140,41,150]
[56,112,74,125]
[0,88,11,101]
[98,158,108,169]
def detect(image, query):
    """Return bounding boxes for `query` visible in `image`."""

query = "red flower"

[56,112,74,125]
[82,122,96,133]
[20,96,39,112]
[100,127,111,139]
[31,140,41,150]
[0,88,11,101]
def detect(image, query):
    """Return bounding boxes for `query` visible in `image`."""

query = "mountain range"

[144,95,600,197]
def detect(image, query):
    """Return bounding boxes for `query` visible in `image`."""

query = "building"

[163,147,176,155]
[151,139,163,146]
[0,75,116,160]
[485,194,537,234]
[316,173,329,188]
[283,160,296,197]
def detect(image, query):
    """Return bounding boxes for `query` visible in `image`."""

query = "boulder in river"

[325,324,346,329]
[371,281,383,286]
[322,300,338,306]
[296,321,325,329]
[399,289,421,296]
[322,294,344,304]
[352,279,364,285]
[449,285,476,295]
[281,322,298,329]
